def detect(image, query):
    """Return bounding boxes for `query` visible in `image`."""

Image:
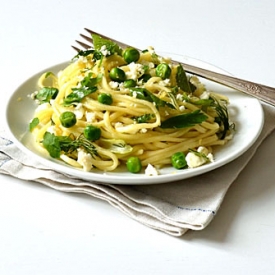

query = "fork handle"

[178,61,275,107]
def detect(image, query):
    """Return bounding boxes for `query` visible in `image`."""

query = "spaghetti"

[29,36,233,173]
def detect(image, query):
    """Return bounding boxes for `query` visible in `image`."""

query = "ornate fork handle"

[77,28,275,107]
[178,62,275,106]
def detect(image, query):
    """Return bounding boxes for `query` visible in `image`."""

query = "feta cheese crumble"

[85,111,96,123]
[100,45,111,56]
[200,91,210,100]
[145,164,159,176]
[73,103,84,119]
[77,148,93,172]
[29,90,38,100]
[159,79,170,87]
[126,62,144,80]
[109,81,119,89]
[186,146,214,168]
[179,105,186,112]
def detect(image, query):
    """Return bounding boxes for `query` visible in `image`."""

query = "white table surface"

[1,1,275,274]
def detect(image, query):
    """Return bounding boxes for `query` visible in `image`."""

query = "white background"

[1,1,275,274]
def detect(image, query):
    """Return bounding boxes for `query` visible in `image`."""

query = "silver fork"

[73,28,275,107]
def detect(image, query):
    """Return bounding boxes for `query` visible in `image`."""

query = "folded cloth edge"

[0,104,275,236]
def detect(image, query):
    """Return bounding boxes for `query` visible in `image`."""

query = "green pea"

[123,47,140,64]
[60,111,77,128]
[109,67,126,82]
[98,93,113,105]
[126,156,142,173]
[156,63,171,79]
[83,125,101,141]
[171,152,187,169]
[123,79,137,88]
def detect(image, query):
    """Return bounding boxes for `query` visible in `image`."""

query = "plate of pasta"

[5,36,263,184]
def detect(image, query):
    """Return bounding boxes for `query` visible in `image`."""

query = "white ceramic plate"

[5,54,264,184]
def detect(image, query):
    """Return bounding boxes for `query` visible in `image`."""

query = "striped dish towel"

[1,104,274,236]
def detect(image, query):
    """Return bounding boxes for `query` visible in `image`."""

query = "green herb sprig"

[35,87,59,104]
[176,64,193,93]
[92,34,122,56]
[130,88,174,109]
[42,132,98,159]
[160,110,208,129]
[212,98,231,139]
[63,73,102,106]
[29,117,39,131]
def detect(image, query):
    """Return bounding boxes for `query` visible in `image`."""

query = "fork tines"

[75,38,92,50]
[84,28,130,49]
[73,28,135,52]
[73,29,95,52]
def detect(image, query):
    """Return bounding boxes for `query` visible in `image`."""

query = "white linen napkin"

[1,104,275,236]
